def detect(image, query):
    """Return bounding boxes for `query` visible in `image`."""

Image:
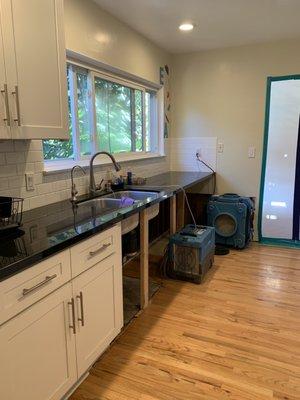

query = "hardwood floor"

[70,244,300,400]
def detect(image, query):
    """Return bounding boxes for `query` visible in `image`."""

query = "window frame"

[91,70,147,154]
[43,60,164,170]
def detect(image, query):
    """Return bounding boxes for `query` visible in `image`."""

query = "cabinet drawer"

[0,250,71,325]
[70,224,121,278]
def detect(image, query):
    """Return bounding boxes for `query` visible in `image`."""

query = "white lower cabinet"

[73,253,123,377]
[0,283,77,400]
[0,225,124,400]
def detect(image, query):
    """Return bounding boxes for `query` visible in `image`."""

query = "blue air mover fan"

[207,194,254,249]
[168,225,215,284]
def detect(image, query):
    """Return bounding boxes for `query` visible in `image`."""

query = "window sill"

[43,152,166,175]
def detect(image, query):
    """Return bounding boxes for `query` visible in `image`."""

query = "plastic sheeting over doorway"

[261,78,300,242]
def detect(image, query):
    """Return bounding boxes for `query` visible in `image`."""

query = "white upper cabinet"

[0,2,10,139]
[0,0,69,140]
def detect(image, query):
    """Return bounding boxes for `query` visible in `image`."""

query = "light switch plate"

[248,146,256,158]
[217,142,224,153]
[25,172,35,191]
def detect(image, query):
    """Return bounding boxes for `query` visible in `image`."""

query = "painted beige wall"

[64,0,170,85]
[171,39,300,206]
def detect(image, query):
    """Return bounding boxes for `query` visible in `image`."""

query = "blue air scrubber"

[168,225,215,284]
[207,194,254,249]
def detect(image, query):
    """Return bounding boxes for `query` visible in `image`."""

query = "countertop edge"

[0,171,214,282]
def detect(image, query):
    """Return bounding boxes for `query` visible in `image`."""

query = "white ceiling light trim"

[179,23,194,31]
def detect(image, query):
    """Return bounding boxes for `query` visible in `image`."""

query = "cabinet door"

[1,0,68,139]
[0,2,10,139]
[0,284,77,400]
[73,253,123,376]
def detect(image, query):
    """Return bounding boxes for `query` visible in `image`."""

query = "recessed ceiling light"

[179,23,194,32]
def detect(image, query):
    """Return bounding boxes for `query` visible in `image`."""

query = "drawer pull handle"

[22,274,57,297]
[68,297,76,335]
[1,84,10,126]
[77,291,85,327]
[89,243,111,257]
[12,85,21,126]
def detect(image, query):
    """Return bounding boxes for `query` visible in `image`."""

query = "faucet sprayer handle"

[95,179,104,191]
[116,163,121,172]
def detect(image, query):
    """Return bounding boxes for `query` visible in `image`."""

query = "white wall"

[64,0,168,85]
[171,38,300,207]
[0,0,170,210]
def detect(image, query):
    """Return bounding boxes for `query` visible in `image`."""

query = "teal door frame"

[258,74,300,248]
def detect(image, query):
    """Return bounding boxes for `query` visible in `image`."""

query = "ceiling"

[93,0,300,53]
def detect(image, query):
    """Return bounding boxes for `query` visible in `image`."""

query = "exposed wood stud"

[170,195,176,235]
[176,191,185,230]
[139,209,149,309]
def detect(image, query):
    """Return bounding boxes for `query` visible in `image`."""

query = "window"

[43,63,159,162]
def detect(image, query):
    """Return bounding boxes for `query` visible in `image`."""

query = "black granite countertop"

[0,171,213,281]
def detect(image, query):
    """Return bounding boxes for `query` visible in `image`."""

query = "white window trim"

[44,56,165,172]
[67,49,161,92]
[43,151,166,174]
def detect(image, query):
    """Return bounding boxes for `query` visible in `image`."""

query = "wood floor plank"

[70,243,300,400]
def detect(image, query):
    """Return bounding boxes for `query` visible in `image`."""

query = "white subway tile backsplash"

[0,139,170,210]
[45,192,61,204]
[9,176,26,188]
[170,137,217,172]
[6,152,25,164]
[0,140,14,152]
[20,187,38,198]
[34,162,44,173]
[60,189,70,201]
[26,151,43,163]
[14,140,29,152]
[0,153,5,165]
[17,163,35,174]
[34,173,43,185]
[0,177,9,189]
[37,182,53,195]
[29,195,47,209]
[0,165,17,177]
[0,188,20,197]
[28,140,42,151]
[52,180,67,191]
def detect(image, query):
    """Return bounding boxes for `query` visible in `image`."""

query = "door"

[260,76,300,245]
[73,253,123,376]
[1,0,68,139]
[0,283,77,400]
[0,2,10,138]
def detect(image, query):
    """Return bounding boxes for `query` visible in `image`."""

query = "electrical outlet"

[29,225,38,242]
[25,172,35,191]
[248,146,256,158]
[217,142,224,153]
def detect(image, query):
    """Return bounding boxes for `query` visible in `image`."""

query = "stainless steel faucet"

[70,165,86,202]
[89,151,121,196]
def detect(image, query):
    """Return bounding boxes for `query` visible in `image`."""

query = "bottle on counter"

[127,171,133,185]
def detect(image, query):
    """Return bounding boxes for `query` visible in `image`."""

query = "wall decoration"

[160,65,170,138]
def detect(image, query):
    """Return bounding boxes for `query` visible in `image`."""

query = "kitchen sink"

[76,190,160,221]
[103,190,159,202]
[77,198,124,213]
